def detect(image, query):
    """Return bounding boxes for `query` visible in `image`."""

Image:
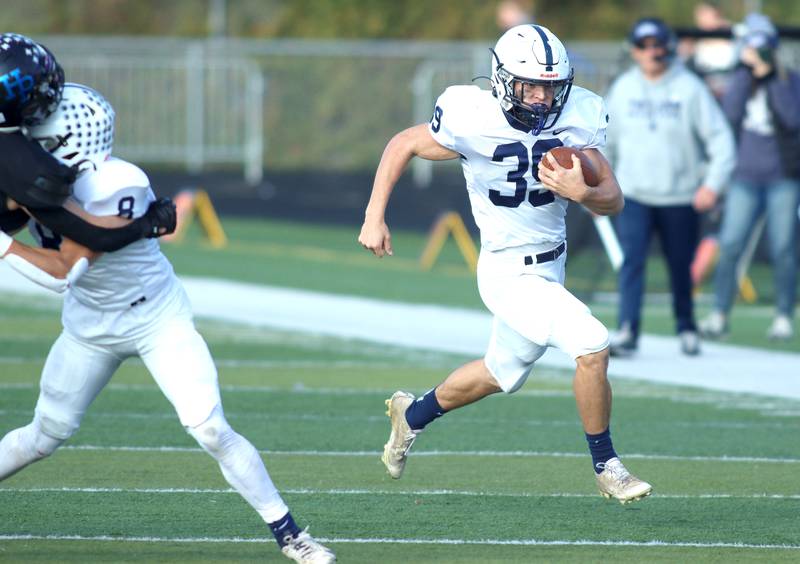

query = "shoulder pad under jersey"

[71,157,153,218]
[429,85,494,151]
[553,86,609,149]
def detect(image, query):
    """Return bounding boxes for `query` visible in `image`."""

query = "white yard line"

[0,408,793,430]
[1,265,799,398]
[0,534,796,550]
[2,486,798,500]
[0,409,391,423]
[3,378,800,419]
[0,357,435,369]
[0,381,577,397]
[4,379,800,420]
[58,445,800,463]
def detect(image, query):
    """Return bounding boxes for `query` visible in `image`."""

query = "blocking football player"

[358,25,652,503]
[0,84,336,564]
[0,32,177,265]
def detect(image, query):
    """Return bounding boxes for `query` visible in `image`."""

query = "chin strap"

[529,104,549,135]
[513,103,549,135]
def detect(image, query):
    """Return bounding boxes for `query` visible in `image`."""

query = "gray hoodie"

[604,62,735,206]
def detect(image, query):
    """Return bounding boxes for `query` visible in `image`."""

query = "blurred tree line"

[5,0,798,174]
[2,0,799,40]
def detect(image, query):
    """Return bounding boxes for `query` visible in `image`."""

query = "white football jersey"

[429,85,608,250]
[31,157,179,320]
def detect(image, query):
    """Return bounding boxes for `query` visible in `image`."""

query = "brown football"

[542,146,600,187]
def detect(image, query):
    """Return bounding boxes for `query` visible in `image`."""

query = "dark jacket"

[722,65,800,181]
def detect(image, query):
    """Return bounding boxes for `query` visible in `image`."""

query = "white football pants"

[0,310,289,524]
[478,243,609,393]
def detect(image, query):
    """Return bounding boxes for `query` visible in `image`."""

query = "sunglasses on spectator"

[634,40,666,50]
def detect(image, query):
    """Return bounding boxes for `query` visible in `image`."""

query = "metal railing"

[50,39,264,184]
[37,36,800,185]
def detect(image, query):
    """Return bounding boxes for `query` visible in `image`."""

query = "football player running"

[0,32,177,273]
[359,25,652,504]
[0,84,335,564]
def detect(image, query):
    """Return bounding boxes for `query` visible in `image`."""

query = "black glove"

[140,197,177,238]
[0,207,30,234]
[0,131,76,208]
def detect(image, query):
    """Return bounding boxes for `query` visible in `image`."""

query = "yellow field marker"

[419,211,478,273]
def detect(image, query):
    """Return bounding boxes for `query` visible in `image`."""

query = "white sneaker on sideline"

[595,457,652,504]
[281,529,336,564]
[679,330,701,356]
[767,315,794,340]
[699,310,728,339]
[381,391,417,479]
[609,323,637,357]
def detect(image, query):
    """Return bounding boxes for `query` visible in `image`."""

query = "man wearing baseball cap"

[604,17,736,357]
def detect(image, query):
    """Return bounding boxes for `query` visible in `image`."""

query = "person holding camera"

[700,13,800,341]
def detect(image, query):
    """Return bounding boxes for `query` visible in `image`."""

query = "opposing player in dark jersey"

[1,82,336,564]
[0,32,175,264]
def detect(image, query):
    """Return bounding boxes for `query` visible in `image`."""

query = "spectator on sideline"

[495,0,534,32]
[700,13,800,341]
[604,18,735,357]
[683,1,738,100]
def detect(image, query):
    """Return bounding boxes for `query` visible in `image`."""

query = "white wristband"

[66,257,89,285]
[3,253,69,293]
[0,231,12,256]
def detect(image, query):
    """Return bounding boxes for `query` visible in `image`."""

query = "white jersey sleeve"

[428,85,485,153]
[552,86,609,150]
[71,157,155,218]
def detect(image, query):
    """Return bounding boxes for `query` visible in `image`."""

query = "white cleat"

[381,391,417,479]
[595,457,653,505]
[281,529,336,564]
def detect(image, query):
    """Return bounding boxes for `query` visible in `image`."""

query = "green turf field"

[159,217,800,353]
[0,299,798,563]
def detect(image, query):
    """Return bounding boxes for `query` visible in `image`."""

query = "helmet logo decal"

[531,25,554,71]
[0,68,34,101]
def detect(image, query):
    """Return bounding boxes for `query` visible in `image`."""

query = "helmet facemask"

[493,63,574,135]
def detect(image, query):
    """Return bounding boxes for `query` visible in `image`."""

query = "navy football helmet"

[0,33,64,128]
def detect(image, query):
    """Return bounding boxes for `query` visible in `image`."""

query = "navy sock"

[269,512,301,547]
[585,427,618,474]
[404,388,448,431]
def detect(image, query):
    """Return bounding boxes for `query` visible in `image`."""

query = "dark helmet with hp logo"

[0,33,64,128]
